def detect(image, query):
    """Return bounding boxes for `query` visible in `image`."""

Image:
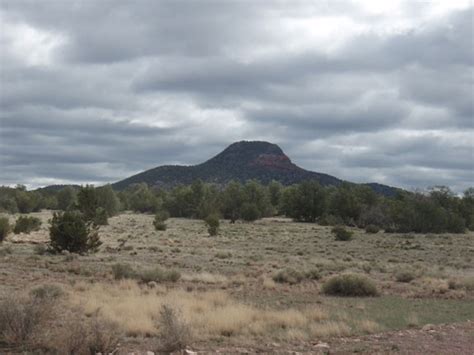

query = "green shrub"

[395,270,416,283]
[155,210,170,222]
[49,211,101,254]
[319,214,344,226]
[332,226,353,241]
[273,268,304,284]
[154,221,167,231]
[240,202,260,222]
[13,216,41,234]
[322,274,379,297]
[0,217,10,242]
[138,267,181,283]
[153,211,169,231]
[204,214,219,236]
[93,207,108,226]
[365,224,380,234]
[214,251,232,259]
[111,263,136,280]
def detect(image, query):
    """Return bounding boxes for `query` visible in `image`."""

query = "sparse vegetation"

[1,208,473,353]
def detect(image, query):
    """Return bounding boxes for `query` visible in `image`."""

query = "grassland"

[0,211,473,353]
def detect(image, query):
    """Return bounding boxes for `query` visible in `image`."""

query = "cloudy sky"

[0,0,472,192]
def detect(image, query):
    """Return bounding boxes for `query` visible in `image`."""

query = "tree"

[97,184,120,217]
[282,181,326,222]
[221,181,243,223]
[49,211,101,253]
[127,183,161,213]
[329,184,361,223]
[267,180,283,214]
[77,185,100,221]
[57,186,77,211]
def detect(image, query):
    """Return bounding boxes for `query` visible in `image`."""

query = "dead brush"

[155,304,191,353]
[0,294,52,347]
[48,309,121,354]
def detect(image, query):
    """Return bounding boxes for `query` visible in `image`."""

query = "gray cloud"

[0,1,472,192]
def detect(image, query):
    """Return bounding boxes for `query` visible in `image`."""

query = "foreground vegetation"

[0,211,473,352]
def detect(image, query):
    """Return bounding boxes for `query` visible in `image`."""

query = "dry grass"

[69,280,348,340]
[181,272,228,284]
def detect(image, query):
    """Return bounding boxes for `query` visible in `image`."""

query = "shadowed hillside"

[112,141,399,196]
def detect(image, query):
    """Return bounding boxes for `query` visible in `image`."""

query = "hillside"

[112,141,399,196]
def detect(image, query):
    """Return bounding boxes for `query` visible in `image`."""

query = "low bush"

[204,214,219,236]
[138,266,181,283]
[30,284,64,300]
[111,263,136,280]
[0,216,10,242]
[305,268,321,280]
[0,294,52,346]
[155,305,191,353]
[322,274,379,297]
[154,220,167,231]
[395,270,416,283]
[154,210,170,231]
[273,268,304,284]
[332,226,353,241]
[13,216,42,234]
[50,313,120,354]
[215,251,232,259]
[49,211,101,254]
[365,224,380,234]
[33,244,48,255]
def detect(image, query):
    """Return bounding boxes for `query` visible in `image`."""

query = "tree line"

[0,181,473,234]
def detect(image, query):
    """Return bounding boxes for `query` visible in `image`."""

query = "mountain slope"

[112,141,399,196]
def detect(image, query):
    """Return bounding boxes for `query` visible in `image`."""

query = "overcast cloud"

[0,0,472,192]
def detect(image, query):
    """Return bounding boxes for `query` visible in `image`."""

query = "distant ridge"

[112,141,399,196]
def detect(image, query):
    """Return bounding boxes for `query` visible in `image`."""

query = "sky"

[0,0,472,192]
